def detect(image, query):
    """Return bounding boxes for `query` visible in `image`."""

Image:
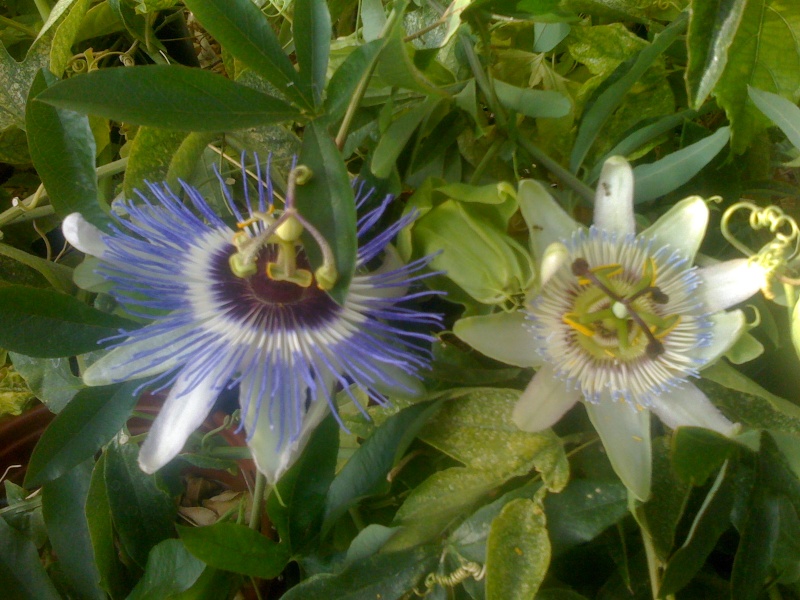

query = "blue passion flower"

[63,160,440,482]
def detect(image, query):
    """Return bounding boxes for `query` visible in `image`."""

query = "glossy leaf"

[26,69,108,230]
[0,285,136,358]
[295,120,357,304]
[294,0,331,107]
[104,439,176,568]
[632,126,730,203]
[486,498,550,600]
[685,0,747,108]
[749,86,800,151]
[183,0,311,109]
[41,461,105,600]
[0,515,61,600]
[177,522,290,579]
[713,0,800,152]
[36,65,300,132]
[25,382,139,487]
[280,547,438,600]
[570,13,687,172]
[127,539,206,600]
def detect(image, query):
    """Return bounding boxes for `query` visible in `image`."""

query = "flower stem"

[249,471,267,531]
[634,503,663,600]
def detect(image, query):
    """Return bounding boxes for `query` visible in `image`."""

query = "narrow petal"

[454,312,543,368]
[62,213,108,258]
[698,259,767,313]
[640,196,709,262]
[593,156,635,237]
[692,310,746,366]
[512,364,581,431]
[517,179,580,261]
[83,324,204,386]
[586,397,651,501]
[650,382,738,436]
[138,361,232,473]
[352,245,408,299]
[244,373,334,484]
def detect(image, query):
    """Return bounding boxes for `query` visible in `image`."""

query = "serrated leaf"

[183,0,311,109]
[486,498,549,600]
[713,0,800,152]
[632,126,730,203]
[24,382,139,487]
[0,285,136,358]
[36,65,301,132]
[294,0,331,107]
[41,461,105,600]
[27,69,108,230]
[685,0,747,108]
[178,522,289,580]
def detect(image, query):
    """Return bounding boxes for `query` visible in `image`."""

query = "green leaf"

[280,547,438,600]
[569,13,687,172]
[661,462,736,597]
[671,427,740,486]
[0,242,74,293]
[493,80,571,119]
[177,522,290,579]
[26,69,108,230]
[36,65,301,132]
[294,0,331,107]
[41,461,105,600]
[123,127,190,198]
[0,285,136,358]
[632,126,730,203]
[486,498,550,600]
[49,0,93,77]
[323,400,440,530]
[325,40,382,125]
[183,0,311,109]
[685,0,747,108]
[104,439,176,568]
[295,120,357,304]
[731,485,780,599]
[713,0,800,152]
[749,86,800,152]
[378,19,444,97]
[420,388,569,489]
[127,539,206,600]
[24,382,139,487]
[0,514,61,600]
[371,97,441,179]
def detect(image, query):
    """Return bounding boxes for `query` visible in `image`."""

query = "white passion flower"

[63,161,441,483]
[455,157,767,500]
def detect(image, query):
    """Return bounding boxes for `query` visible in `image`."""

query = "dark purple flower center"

[211,244,341,329]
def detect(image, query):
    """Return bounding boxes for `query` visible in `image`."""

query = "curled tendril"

[414,560,486,596]
[721,201,800,298]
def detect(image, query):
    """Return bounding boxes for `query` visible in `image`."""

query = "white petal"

[698,259,767,313]
[650,382,738,436]
[62,212,108,258]
[586,397,651,501]
[138,361,232,473]
[692,310,746,366]
[244,373,335,484]
[453,312,543,368]
[640,196,708,262]
[540,242,570,288]
[83,324,203,386]
[517,179,580,261]
[512,364,581,431]
[593,156,635,237]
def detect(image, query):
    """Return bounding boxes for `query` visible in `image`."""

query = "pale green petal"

[62,213,108,258]
[649,382,738,436]
[512,364,582,431]
[454,312,543,368]
[82,324,202,386]
[585,397,651,501]
[640,196,709,262]
[138,362,231,473]
[698,259,767,313]
[692,310,746,366]
[517,179,579,261]
[593,156,635,237]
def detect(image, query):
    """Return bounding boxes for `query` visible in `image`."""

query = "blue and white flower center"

[529,229,710,405]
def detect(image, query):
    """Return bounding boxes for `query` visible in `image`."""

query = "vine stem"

[249,471,267,531]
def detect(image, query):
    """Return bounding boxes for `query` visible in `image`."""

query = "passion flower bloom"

[63,162,440,482]
[455,157,767,500]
